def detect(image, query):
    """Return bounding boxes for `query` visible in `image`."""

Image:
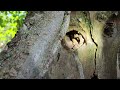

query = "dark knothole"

[66,30,81,43]
[61,30,87,50]
[91,73,99,79]
[103,22,114,37]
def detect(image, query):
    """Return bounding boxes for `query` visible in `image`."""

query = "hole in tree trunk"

[91,73,99,79]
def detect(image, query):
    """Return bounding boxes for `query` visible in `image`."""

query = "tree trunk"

[0,11,120,79]
[69,11,120,79]
[0,11,69,78]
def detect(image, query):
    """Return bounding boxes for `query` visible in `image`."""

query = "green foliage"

[0,11,27,47]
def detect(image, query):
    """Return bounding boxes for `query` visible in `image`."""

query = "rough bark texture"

[96,14,120,79]
[67,11,120,79]
[0,11,83,79]
[43,47,84,79]
[16,11,70,79]
[0,11,120,79]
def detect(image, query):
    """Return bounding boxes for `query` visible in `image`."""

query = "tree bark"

[0,11,71,79]
[0,11,120,79]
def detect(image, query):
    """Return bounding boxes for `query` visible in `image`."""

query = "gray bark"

[0,11,120,79]
[16,11,68,78]
[0,11,67,78]
[0,11,84,79]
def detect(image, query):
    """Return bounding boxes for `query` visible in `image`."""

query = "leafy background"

[0,11,27,52]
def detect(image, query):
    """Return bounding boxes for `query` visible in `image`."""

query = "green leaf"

[0,11,27,49]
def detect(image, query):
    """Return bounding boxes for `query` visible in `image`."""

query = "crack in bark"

[57,53,60,62]
[88,12,98,78]
[68,11,99,78]
[90,29,98,72]
[89,28,99,79]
